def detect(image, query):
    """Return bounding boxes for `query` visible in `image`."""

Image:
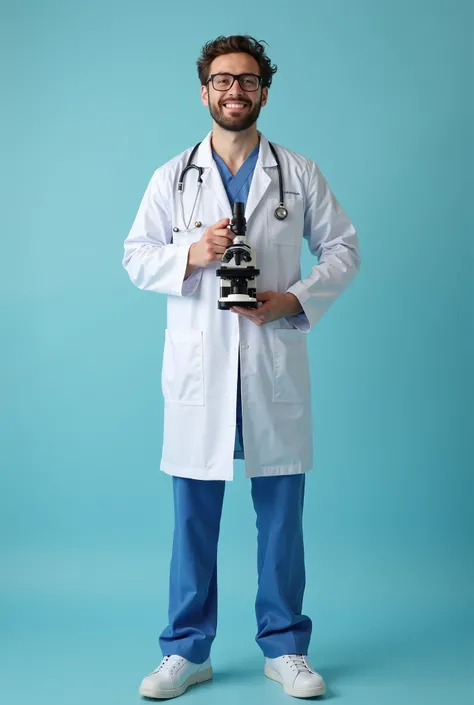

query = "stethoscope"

[172,141,288,233]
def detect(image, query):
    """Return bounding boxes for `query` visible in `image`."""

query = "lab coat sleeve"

[285,160,361,332]
[122,169,203,296]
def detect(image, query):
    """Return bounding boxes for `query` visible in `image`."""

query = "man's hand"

[188,218,233,268]
[230,291,303,326]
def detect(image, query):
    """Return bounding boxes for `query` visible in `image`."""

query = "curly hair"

[197,35,278,89]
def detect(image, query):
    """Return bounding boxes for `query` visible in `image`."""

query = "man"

[123,35,360,699]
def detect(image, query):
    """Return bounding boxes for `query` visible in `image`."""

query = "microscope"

[216,202,260,310]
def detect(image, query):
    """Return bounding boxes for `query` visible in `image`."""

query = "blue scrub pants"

[158,472,312,662]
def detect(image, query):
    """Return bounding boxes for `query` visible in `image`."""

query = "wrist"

[184,243,199,279]
[187,243,198,268]
[285,293,303,315]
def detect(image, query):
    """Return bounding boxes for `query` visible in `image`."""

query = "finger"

[213,218,230,229]
[213,232,233,243]
[216,237,235,249]
[232,307,265,323]
[231,307,254,318]
[210,234,234,248]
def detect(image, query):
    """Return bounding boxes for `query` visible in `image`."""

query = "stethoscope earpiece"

[173,220,202,234]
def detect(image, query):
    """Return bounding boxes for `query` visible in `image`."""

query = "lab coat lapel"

[244,132,277,222]
[196,132,232,219]
[201,164,232,219]
[244,161,271,223]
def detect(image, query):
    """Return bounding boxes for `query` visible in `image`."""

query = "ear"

[261,86,269,108]
[201,84,209,106]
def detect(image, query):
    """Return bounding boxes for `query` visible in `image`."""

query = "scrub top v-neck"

[213,144,259,207]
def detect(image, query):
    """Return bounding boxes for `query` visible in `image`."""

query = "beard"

[208,95,263,132]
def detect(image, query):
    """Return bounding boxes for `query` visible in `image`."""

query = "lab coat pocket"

[161,328,204,405]
[267,195,304,247]
[272,328,308,403]
[171,226,205,246]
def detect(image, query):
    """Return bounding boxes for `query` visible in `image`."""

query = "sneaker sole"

[264,665,326,698]
[139,666,212,699]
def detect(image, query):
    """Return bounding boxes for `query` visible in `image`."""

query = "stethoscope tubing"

[175,140,287,232]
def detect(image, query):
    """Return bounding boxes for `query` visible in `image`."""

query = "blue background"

[1,1,472,703]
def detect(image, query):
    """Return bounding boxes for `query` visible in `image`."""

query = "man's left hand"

[230,291,303,326]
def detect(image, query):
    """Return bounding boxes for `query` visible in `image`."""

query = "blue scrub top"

[213,145,260,206]
[212,144,260,460]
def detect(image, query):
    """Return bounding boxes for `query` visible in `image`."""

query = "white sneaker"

[264,654,326,698]
[138,654,212,699]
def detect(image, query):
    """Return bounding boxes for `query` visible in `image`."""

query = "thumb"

[256,291,272,301]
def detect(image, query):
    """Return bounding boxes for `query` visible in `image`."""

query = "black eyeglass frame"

[205,73,264,92]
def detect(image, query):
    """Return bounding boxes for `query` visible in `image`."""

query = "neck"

[211,124,260,173]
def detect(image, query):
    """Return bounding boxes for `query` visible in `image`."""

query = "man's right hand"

[188,218,234,268]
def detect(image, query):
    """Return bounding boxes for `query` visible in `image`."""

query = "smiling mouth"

[221,102,250,111]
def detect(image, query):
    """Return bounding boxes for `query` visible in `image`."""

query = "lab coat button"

[241,344,249,349]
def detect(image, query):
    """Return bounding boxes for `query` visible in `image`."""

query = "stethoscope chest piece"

[274,205,288,221]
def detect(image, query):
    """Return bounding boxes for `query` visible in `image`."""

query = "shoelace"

[284,654,314,673]
[151,655,185,674]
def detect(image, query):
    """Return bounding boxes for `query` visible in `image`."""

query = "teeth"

[224,103,247,108]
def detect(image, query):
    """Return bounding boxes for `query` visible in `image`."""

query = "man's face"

[201,52,268,133]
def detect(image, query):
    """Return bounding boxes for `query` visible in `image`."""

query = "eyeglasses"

[206,73,263,92]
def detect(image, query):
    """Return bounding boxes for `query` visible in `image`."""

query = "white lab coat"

[123,130,360,481]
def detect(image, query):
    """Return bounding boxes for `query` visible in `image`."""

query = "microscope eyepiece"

[231,202,246,237]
